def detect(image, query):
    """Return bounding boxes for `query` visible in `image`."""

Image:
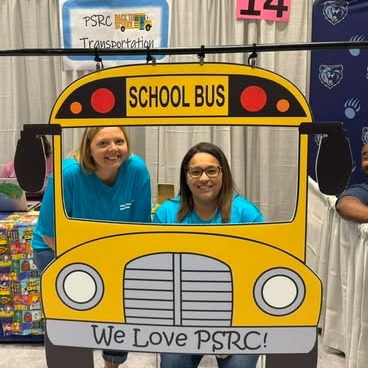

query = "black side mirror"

[315,133,352,195]
[14,134,46,192]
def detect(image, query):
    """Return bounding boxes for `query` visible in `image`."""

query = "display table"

[0,211,44,342]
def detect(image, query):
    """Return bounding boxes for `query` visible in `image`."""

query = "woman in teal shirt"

[32,126,151,368]
[153,142,264,368]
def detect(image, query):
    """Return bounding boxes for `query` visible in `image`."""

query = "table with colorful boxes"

[0,212,44,341]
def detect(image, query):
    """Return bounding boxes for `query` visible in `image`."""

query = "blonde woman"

[32,126,152,368]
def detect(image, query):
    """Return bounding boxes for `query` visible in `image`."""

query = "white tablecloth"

[307,177,368,368]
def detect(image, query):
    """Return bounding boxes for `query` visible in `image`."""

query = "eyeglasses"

[186,166,222,179]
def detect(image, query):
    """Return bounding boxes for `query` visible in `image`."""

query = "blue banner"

[310,0,368,187]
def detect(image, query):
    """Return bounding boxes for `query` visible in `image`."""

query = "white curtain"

[307,176,368,368]
[0,0,314,222]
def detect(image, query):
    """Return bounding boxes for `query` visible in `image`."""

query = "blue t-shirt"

[153,194,264,224]
[336,182,368,206]
[32,154,151,250]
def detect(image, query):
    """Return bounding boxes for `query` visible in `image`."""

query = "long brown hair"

[70,127,130,173]
[177,142,237,223]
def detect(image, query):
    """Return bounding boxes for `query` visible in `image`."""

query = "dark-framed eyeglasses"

[186,166,222,179]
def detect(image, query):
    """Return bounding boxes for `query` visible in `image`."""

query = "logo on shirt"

[120,200,134,211]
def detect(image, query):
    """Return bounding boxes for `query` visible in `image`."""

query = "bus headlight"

[56,263,104,310]
[254,268,305,316]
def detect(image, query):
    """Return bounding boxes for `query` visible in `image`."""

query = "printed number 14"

[240,0,288,18]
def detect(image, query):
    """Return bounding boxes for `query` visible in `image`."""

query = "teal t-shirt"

[32,154,151,250]
[153,194,264,224]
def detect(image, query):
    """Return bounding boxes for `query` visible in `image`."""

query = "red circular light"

[91,88,115,113]
[240,86,267,112]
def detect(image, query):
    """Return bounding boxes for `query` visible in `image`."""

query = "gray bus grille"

[123,253,233,326]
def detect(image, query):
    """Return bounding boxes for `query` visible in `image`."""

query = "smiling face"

[186,152,223,207]
[89,127,128,182]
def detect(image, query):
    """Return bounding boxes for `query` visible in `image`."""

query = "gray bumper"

[46,319,317,354]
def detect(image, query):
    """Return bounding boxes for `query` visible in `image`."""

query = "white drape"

[307,177,368,368]
[0,0,313,221]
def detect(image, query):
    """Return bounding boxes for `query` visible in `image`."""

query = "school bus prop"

[15,62,351,368]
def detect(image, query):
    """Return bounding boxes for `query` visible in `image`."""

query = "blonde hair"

[70,127,130,173]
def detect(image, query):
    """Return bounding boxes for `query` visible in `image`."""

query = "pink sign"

[236,0,291,22]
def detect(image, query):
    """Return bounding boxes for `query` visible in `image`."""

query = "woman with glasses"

[153,141,264,368]
[153,141,264,225]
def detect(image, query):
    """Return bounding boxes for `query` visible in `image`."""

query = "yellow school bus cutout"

[15,62,351,368]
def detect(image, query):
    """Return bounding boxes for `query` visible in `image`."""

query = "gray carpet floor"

[0,339,345,368]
